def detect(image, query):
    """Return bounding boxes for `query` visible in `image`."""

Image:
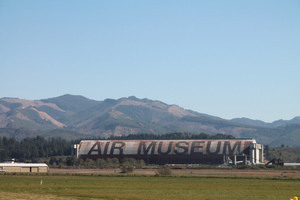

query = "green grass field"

[0,175,299,200]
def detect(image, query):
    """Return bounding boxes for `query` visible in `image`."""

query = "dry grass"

[0,192,74,200]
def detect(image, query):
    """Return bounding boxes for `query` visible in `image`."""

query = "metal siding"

[20,167,30,173]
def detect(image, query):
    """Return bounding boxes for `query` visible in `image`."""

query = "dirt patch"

[49,168,156,175]
[49,168,300,178]
[168,105,195,117]
[2,98,65,112]
[0,192,74,200]
[16,112,30,121]
[31,107,66,128]
[0,104,10,113]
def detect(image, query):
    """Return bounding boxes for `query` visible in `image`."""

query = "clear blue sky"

[0,0,299,122]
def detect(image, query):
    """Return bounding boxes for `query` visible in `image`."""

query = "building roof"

[0,163,48,167]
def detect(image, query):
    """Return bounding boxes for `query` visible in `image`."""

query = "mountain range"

[0,94,300,146]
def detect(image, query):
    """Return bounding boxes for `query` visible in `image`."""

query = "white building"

[0,159,48,173]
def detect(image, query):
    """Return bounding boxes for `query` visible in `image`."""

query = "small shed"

[0,161,49,173]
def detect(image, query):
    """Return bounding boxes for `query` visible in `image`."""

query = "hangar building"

[0,159,49,173]
[75,139,264,165]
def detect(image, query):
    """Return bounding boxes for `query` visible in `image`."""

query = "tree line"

[0,136,72,162]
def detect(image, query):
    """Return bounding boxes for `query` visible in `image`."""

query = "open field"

[0,172,300,200]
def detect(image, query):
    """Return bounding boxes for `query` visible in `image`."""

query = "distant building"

[75,139,264,165]
[0,159,48,173]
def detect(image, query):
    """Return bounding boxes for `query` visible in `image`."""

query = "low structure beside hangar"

[0,159,48,173]
[75,139,264,165]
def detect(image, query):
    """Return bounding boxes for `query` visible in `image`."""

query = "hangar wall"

[76,139,263,165]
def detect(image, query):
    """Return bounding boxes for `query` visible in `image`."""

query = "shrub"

[156,166,172,176]
[121,164,134,173]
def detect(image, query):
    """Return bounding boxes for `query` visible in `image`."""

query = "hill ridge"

[0,94,299,146]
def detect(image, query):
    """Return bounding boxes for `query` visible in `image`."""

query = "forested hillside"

[1,95,300,146]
